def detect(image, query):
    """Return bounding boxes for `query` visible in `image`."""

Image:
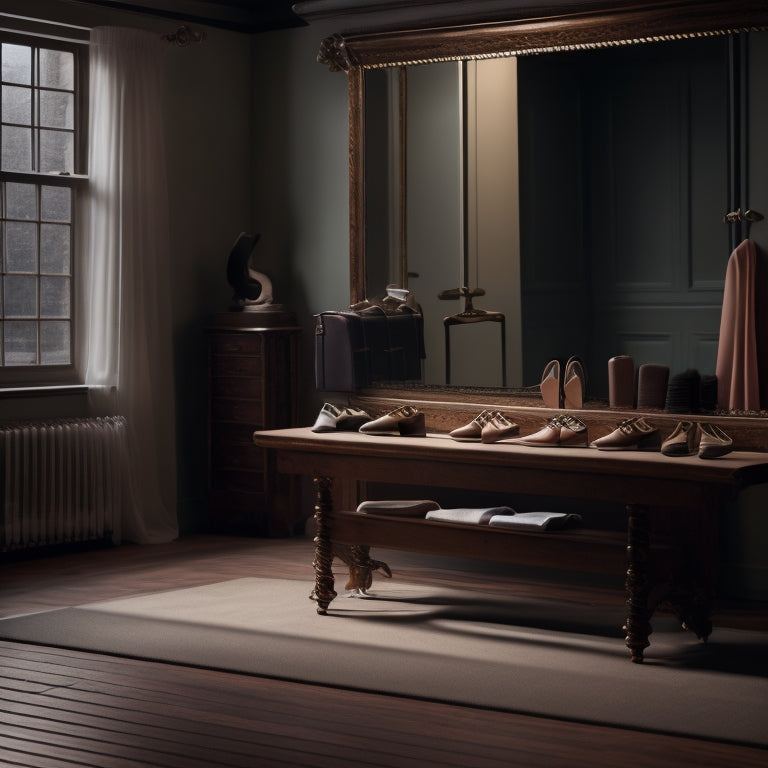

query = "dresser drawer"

[211,421,262,447]
[211,376,265,399]
[209,333,264,357]
[211,399,263,425]
[210,355,264,377]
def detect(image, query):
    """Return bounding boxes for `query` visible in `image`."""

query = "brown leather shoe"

[590,417,660,451]
[481,412,519,443]
[507,417,564,447]
[507,415,586,447]
[558,414,588,447]
[449,410,495,441]
[510,415,588,447]
[359,405,426,436]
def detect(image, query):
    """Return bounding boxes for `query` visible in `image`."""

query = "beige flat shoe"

[660,421,698,456]
[540,359,563,409]
[311,403,344,433]
[698,423,733,459]
[563,356,587,410]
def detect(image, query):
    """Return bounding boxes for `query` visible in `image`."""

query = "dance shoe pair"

[311,403,371,433]
[661,421,733,459]
[540,356,587,410]
[449,410,519,443]
[507,414,588,448]
[590,417,733,458]
[590,417,661,451]
[313,403,426,436]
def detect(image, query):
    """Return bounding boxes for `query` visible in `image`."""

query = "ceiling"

[75,0,305,33]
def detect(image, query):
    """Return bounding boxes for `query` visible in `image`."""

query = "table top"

[253,427,768,489]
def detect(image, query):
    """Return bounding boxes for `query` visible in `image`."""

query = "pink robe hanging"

[715,238,768,411]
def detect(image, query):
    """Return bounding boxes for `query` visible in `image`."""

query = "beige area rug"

[1,577,766,747]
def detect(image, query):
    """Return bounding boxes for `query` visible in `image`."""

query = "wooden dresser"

[207,311,302,536]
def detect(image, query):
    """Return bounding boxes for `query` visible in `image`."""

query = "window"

[0,31,87,384]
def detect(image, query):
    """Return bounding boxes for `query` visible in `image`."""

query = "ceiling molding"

[70,0,304,33]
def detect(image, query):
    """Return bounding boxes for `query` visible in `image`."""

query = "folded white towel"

[426,506,515,525]
[356,499,441,517]
[488,511,582,531]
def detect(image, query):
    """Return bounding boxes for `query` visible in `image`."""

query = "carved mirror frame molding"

[315,0,768,304]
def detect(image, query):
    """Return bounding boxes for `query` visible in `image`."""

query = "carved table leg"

[624,503,652,663]
[310,475,337,615]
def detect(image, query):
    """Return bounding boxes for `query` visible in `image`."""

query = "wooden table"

[253,427,768,662]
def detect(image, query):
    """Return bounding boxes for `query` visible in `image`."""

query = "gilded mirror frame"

[317,0,768,305]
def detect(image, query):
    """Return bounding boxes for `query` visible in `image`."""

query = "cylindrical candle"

[608,355,634,409]
[637,364,669,410]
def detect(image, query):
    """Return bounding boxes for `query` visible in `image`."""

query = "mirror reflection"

[364,34,738,399]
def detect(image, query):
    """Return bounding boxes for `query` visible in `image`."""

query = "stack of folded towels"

[356,500,581,531]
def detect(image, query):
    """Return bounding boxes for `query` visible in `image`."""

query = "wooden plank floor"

[0,533,767,768]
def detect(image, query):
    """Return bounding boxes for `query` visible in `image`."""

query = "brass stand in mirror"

[439,286,506,387]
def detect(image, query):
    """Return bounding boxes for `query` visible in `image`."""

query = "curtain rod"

[0,12,89,43]
[162,25,205,46]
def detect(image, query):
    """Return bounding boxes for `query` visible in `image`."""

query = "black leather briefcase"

[314,309,425,391]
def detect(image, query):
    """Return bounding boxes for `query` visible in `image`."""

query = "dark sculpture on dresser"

[226,231,277,311]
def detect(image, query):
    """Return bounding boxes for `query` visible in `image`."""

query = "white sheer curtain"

[81,27,178,544]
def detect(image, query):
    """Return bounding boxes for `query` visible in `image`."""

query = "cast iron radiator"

[0,416,126,552]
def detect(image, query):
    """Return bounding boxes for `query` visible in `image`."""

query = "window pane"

[2,84,32,125]
[40,320,69,364]
[40,224,70,273]
[41,185,70,222]
[40,275,69,317]
[1,124,32,170]
[40,89,73,129]
[2,43,31,86]
[4,320,37,364]
[4,274,37,316]
[6,182,37,220]
[0,38,80,374]
[39,128,73,172]
[5,222,37,272]
[40,49,74,90]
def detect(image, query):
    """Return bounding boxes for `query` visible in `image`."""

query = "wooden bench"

[253,427,768,662]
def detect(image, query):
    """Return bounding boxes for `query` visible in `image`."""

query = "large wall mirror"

[318,0,768,406]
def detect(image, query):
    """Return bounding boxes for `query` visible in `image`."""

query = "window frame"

[0,27,89,388]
